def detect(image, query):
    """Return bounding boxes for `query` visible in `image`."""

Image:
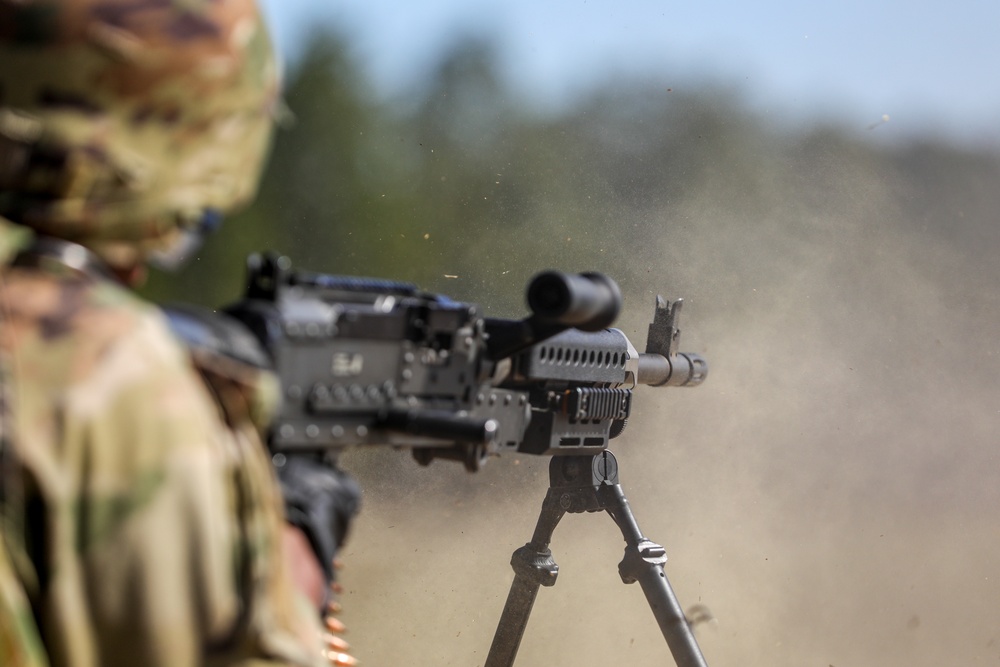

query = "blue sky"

[259,0,999,146]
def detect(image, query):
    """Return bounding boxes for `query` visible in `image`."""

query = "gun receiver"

[208,253,707,470]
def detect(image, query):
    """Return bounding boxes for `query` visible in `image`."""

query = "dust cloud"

[336,133,1000,666]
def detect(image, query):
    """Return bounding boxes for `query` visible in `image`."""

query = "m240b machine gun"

[220,253,706,471]
[167,253,712,666]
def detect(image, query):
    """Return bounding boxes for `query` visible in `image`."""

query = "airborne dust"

[334,119,1000,666]
[133,31,1000,666]
[113,20,1000,667]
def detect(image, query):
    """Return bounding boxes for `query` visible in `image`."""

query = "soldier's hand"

[281,524,327,609]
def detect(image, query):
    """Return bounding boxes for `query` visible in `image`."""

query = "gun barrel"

[636,352,708,387]
[526,271,621,331]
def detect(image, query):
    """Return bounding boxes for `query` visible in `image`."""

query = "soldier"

[0,1,352,665]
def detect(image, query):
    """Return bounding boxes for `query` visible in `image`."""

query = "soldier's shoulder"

[0,265,178,356]
[0,267,208,434]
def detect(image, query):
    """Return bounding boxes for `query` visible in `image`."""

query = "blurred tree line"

[141,28,1000,328]
[137,31,1000,628]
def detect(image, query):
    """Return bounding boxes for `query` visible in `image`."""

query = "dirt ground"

[336,145,1000,666]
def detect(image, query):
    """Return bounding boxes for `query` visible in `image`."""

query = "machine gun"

[165,252,712,666]
[219,253,706,471]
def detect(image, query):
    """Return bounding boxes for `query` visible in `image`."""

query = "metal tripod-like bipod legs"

[485,451,709,667]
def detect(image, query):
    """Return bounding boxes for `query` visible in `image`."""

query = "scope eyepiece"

[526,271,622,332]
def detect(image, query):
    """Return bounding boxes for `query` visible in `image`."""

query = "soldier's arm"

[66,313,326,667]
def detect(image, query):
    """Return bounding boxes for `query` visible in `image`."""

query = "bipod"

[485,451,709,667]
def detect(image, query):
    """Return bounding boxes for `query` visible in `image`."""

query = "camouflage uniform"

[0,233,326,667]
[0,219,48,667]
[0,1,327,665]
[0,539,48,667]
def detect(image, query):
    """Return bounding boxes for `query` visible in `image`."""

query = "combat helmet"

[0,0,281,270]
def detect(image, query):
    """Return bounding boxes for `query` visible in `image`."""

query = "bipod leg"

[485,453,709,667]
[596,452,709,667]
[484,476,567,667]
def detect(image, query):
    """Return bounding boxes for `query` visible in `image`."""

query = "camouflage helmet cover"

[0,0,280,265]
